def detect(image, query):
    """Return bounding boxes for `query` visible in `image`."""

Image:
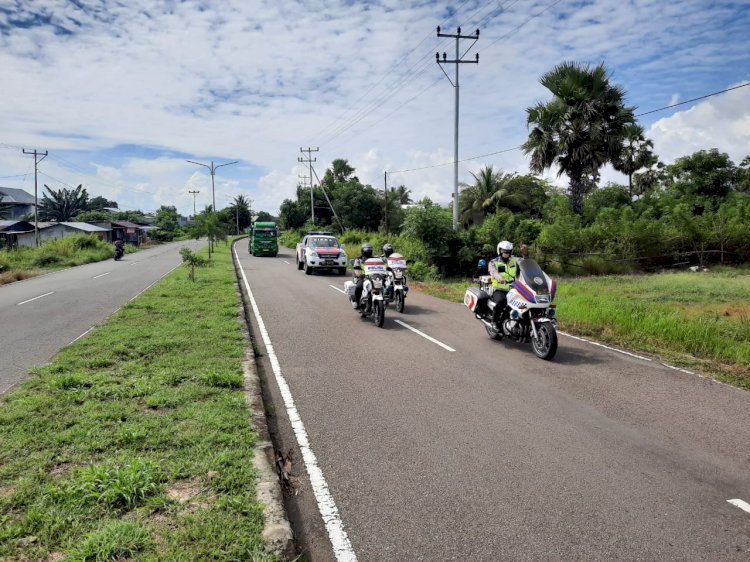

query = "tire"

[304,262,312,275]
[395,291,405,313]
[531,322,558,360]
[297,257,304,270]
[485,322,501,340]
[373,300,385,328]
[272,252,278,257]
[338,267,347,276]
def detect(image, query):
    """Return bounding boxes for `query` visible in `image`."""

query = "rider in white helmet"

[488,240,518,329]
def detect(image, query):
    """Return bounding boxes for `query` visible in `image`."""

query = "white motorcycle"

[464,258,558,360]
[344,257,387,328]
[383,253,409,313]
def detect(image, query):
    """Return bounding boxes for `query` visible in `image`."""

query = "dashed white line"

[93,272,111,279]
[329,284,346,294]
[728,499,750,514]
[235,246,357,561]
[284,260,291,265]
[17,291,55,306]
[130,261,138,266]
[394,319,456,352]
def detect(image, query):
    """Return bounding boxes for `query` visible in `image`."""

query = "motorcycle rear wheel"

[531,322,558,360]
[373,300,385,328]
[395,292,405,313]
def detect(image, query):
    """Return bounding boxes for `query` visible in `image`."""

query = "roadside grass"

[0,239,277,560]
[0,234,137,286]
[414,268,750,389]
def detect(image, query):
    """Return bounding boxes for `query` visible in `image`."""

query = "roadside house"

[0,187,35,220]
[16,222,109,248]
[0,220,35,249]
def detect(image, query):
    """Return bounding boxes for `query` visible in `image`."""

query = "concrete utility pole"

[188,189,200,219]
[298,147,319,224]
[436,26,479,231]
[384,171,389,235]
[186,159,238,213]
[22,148,48,247]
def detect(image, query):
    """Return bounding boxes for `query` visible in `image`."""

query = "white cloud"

[0,1,748,216]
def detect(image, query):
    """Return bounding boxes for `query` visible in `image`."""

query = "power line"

[387,81,749,175]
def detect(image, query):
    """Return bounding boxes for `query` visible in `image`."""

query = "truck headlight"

[309,251,318,258]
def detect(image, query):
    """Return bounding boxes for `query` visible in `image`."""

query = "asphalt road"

[237,245,750,561]
[0,239,204,394]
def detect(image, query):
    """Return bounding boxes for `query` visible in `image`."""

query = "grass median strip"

[415,267,750,390]
[0,241,278,560]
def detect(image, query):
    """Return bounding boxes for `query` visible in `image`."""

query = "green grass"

[415,268,750,389]
[0,234,137,286]
[0,239,278,560]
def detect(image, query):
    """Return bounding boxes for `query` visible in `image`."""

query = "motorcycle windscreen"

[363,259,387,275]
[387,253,407,269]
[517,259,550,295]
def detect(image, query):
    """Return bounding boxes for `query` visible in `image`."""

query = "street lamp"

[186,159,238,213]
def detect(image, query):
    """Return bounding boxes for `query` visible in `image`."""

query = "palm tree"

[458,165,513,224]
[391,185,412,205]
[38,184,89,221]
[612,123,656,199]
[522,61,636,214]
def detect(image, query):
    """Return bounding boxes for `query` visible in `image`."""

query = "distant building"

[0,187,35,220]
[0,219,35,249]
[15,222,109,248]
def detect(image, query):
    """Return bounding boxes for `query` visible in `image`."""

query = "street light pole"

[186,159,238,213]
[188,190,200,219]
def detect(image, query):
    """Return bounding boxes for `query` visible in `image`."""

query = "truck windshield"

[255,229,277,238]
[311,237,339,248]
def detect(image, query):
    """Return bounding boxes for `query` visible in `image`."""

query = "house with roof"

[15,222,110,248]
[0,187,35,220]
[0,220,35,249]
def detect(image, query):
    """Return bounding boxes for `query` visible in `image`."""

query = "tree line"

[279,61,750,276]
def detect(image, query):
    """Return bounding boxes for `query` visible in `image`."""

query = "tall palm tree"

[612,123,656,199]
[522,61,636,214]
[391,184,412,205]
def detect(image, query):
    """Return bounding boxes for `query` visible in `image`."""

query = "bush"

[409,261,439,281]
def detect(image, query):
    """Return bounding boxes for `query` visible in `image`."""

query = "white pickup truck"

[295,232,348,275]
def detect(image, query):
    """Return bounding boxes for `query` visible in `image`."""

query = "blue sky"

[1,0,749,217]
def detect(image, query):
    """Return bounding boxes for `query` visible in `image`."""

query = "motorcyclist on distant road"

[381,243,396,298]
[488,241,518,329]
[353,243,374,310]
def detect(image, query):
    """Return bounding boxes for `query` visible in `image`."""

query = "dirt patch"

[0,484,15,499]
[47,552,65,562]
[48,463,73,477]
[166,477,203,504]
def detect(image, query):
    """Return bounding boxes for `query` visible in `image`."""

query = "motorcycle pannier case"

[464,287,490,314]
[343,280,357,297]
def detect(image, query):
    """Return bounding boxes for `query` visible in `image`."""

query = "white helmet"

[497,240,513,255]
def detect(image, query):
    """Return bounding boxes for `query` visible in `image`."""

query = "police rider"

[352,243,374,310]
[381,243,396,299]
[488,241,518,329]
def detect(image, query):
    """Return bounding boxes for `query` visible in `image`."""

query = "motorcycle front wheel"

[485,323,501,340]
[395,291,405,313]
[531,322,558,360]
[373,300,385,328]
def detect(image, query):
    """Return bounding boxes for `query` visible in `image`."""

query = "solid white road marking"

[284,260,291,265]
[728,499,750,514]
[329,284,346,294]
[17,291,55,306]
[560,331,652,361]
[394,319,456,352]
[235,246,357,562]
[93,272,111,279]
[70,327,94,344]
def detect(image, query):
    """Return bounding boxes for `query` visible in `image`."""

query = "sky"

[1,0,749,218]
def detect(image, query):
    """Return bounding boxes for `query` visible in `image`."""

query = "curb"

[232,239,296,560]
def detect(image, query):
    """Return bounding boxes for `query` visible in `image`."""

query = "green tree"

[279,198,307,229]
[255,210,277,223]
[738,156,750,193]
[180,247,208,281]
[458,165,510,225]
[38,183,89,221]
[612,123,657,199]
[522,61,636,214]
[87,195,118,212]
[401,201,454,259]
[114,210,147,223]
[75,210,113,222]
[666,149,738,212]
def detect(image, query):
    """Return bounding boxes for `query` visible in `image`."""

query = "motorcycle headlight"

[393,269,403,279]
[373,278,383,289]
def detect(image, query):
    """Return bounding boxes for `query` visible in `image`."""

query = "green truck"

[248,222,278,256]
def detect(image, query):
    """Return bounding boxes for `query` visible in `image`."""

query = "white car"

[296,232,348,275]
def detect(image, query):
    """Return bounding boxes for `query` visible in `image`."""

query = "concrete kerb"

[231,239,296,560]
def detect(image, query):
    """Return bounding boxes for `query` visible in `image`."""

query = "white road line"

[284,260,291,265]
[559,331,652,361]
[394,319,456,352]
[70,327,93,344]
[329,284,346,294]
[130,262,138,266]
[128,263,182,303]
[93,272,111,279]
[17,291,55,306]
[235,246,357,562]
[728,499,750,514]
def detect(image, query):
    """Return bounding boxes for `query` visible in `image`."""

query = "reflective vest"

[490,257,517,289]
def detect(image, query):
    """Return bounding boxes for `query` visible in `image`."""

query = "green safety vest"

[491,257,517,288]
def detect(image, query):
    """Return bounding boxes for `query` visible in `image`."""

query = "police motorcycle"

[344,257,388,328]
[383,252,409,313]
[464,257,558,360]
